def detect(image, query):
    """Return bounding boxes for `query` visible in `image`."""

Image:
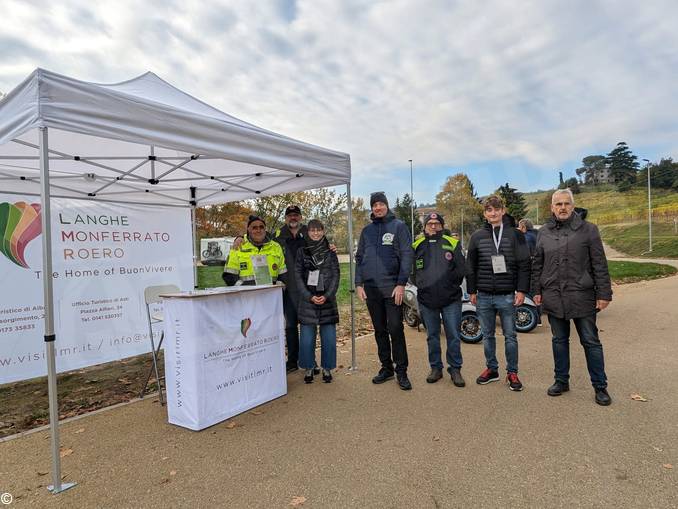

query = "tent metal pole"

[190,187,198,288]
[346,183,357,371]
[39,127,76,494]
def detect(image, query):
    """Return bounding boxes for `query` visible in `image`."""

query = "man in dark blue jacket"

[412,212,466,387]
[466,195,531,391]
[355,192,413,390]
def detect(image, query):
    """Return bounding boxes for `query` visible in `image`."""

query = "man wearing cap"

[412,212,466,386]
[273,205,309,373]
[222,215,287,286]
[466,195,531,391]
[355,192,414,390]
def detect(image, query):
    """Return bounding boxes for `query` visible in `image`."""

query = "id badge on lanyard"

[491,224,507,274]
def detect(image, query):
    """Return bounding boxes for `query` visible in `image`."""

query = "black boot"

[372,368,395,384]
[547,381,570,397]
[595,388,612,406]
[397,373,412,391]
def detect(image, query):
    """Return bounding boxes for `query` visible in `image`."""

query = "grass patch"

[600,222,678,258]
[197,263,357,307]
[608,260,677,283]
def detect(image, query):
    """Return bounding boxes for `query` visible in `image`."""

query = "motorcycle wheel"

[515,305,538,333]
[403,305,420,328]
[460,311,483,344]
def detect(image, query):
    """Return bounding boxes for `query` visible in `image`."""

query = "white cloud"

[2,0,677,199]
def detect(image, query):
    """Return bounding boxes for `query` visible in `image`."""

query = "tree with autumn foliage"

[195,202,254,239]
[435,173,483,242]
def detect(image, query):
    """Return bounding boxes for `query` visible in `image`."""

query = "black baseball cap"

[285,205,302,216]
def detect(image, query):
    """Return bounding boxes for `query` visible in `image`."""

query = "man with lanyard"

[466,195,531,391]
[412,212,466,387]
[222,215,287,286]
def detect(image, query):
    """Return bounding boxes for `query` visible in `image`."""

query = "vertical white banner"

[0,194,193,383]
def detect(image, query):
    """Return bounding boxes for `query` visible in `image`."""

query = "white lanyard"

[492,223,504,254]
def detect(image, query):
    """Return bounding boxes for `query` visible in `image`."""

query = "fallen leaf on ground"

[225,421,239,429]
[630,394,648,402]
[663,464,673,469]
[59,448,73,458]
[169,470,177,476]
[433,436,440,442]
[161,456,169,460]
[73,428,85,434]
[36,471,48,476]
[250,410,263,416]
[652,446,663,452]
[290,496,306,507]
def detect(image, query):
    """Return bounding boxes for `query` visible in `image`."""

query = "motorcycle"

[403,280,539,344]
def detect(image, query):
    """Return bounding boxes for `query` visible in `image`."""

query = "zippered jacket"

[412,232,465,308]
[531,210,612,319]
[466,215,531,294]
[355,210,413,288]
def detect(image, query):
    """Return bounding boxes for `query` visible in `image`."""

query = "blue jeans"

[299,324,337,370]
[419,301,463,371]
[476,292,518,373]
[548,314,607,389]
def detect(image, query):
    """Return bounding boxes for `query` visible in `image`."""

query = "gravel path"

[1,275,677,508]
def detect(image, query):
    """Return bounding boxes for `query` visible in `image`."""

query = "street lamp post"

[643,158,652,253]
[409,159,414,240]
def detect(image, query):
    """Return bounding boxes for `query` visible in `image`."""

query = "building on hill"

[593,165,614,184]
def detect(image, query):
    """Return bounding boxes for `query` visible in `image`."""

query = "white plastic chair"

[139,284,179,405]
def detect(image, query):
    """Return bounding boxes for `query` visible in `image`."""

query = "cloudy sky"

[2,0,677,204]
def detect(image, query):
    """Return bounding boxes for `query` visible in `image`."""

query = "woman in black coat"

[294,219,340,383]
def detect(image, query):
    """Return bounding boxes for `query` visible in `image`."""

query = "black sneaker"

[397,373,412,391]
[286,361,298,374]
[506,372,523,391]
[372,368,395,384]
[547,381,570,397]
[476,368,500,385]
[322,369,332,383]
[450,368,466,388]
[303,369,314,384]
[313,367,321,375]
[595,388,612,406]
[426,368,443,384]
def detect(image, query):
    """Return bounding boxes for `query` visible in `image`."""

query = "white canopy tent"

[0,68,356,493]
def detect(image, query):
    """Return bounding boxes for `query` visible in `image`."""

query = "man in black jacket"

[532,189,613,406]
[355,192,414,390]
[273,205,307,373]
[412,212,466,387]
[466,195,531,391]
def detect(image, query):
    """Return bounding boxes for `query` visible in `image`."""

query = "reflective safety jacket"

[222,237,287,286]
[412,233,465,308]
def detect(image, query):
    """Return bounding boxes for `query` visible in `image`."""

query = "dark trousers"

[365,285,408,374]
[548,314,607,389]
[283,291,300,365]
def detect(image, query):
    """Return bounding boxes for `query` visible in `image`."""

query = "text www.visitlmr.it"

[216,365,273,391]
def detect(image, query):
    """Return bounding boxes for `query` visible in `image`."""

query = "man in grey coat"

[532,189,613,406]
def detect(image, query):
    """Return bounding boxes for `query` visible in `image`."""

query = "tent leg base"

[48,482,77,494]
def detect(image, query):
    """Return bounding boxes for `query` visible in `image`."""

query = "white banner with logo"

[163,286,286,431]
[0,193,193,384]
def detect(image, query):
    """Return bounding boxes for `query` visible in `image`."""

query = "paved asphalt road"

[1,275,677,508]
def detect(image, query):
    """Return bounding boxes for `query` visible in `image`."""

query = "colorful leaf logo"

[240,318,252,337]
[0,201,42,269]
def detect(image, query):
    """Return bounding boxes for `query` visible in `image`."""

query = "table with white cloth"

[161,284,286,431]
